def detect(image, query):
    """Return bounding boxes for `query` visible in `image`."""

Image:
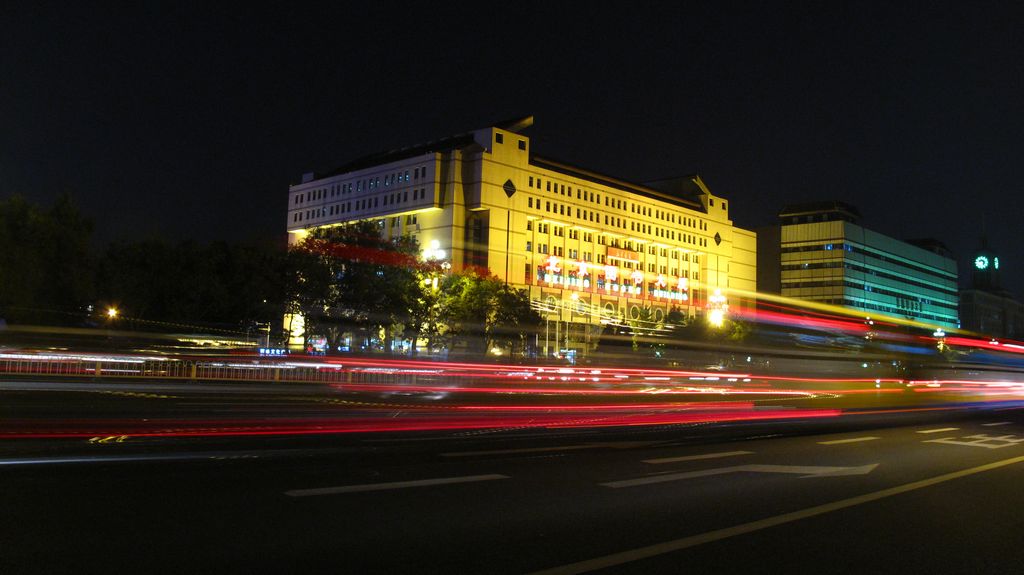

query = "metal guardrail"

[0,357,366,385]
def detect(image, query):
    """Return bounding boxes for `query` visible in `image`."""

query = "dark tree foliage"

[437,269,542,357]
[0,194,95,324]
[286,225,542,357]
[97,239,289,331]
[288,222,424,351]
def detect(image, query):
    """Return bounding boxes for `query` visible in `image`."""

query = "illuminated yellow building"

[287,117,756,353]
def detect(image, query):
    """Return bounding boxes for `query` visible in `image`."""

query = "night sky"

[4,2,1024,295]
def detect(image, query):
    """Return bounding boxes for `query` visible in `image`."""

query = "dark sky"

[4,2,1024,295]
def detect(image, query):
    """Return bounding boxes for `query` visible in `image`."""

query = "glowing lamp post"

[106,307,119,320]
[422,240,446,261]
[707,289,728,328]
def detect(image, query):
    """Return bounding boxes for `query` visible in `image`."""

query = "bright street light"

[106,307,118,319]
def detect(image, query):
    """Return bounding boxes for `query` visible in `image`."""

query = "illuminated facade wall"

[286,117,757,347]
[759,204,958,328]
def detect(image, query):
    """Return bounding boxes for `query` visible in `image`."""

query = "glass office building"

[758,202,958,329]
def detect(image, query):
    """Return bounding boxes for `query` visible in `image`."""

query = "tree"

[437,269,542,358]
[0,194,95,325]
[288,222,425,352]
[98,238,291,334]
[627,306,667,356]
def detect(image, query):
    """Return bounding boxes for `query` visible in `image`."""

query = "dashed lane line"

[643,450,753,465]
[982,422,1014,427]
[916,427,959,434]
[284,474,509,497]
[818,437,880,445]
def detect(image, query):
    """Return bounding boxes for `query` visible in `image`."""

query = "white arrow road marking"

[924,434,1024,449]
[917,427,959,434]
[285,474,509,497]
[602,463,879,488]
[818,436,880,445]
[643,450,754,464]
[530,454,1024,575]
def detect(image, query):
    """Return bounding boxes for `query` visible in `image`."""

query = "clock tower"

[971,236,1001,291]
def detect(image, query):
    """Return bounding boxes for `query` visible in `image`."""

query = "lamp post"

[707,289,728,328]
[503,180,516,285]
[568,292,579,352]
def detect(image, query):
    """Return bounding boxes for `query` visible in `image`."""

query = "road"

[2,378,1024,574]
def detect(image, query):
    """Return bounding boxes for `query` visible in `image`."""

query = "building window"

[526,241,532,252]
[496,133,504,144]
[518,140,526,150]
[526,220,533,231]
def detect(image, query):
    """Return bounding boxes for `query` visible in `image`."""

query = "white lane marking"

[818,437,880,445]
[442,441,658,457]
[643,450,753,464]
[530,454,1024,575]
[285,474,509,497]
[603,463,878,488]
[924,434,1024,449]
[443,445,597,457]
[982,422,1013,427]
[916,427,959,434]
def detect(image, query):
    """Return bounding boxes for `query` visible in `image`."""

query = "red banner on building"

[606,247,640,262]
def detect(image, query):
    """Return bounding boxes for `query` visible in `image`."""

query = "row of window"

[780,279,957,311]
[524,220,700,261]
[533,268,700,287]
[781,242,956,281]
[293,166,431,206]
[526,178,709,227]
[494,132,527,150]
[837,297,957,324]
[524,195,708,246]
[291,188,431,224]
[781,261,958,298]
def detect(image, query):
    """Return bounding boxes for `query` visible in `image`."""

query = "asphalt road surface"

[3,378,1024,574]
